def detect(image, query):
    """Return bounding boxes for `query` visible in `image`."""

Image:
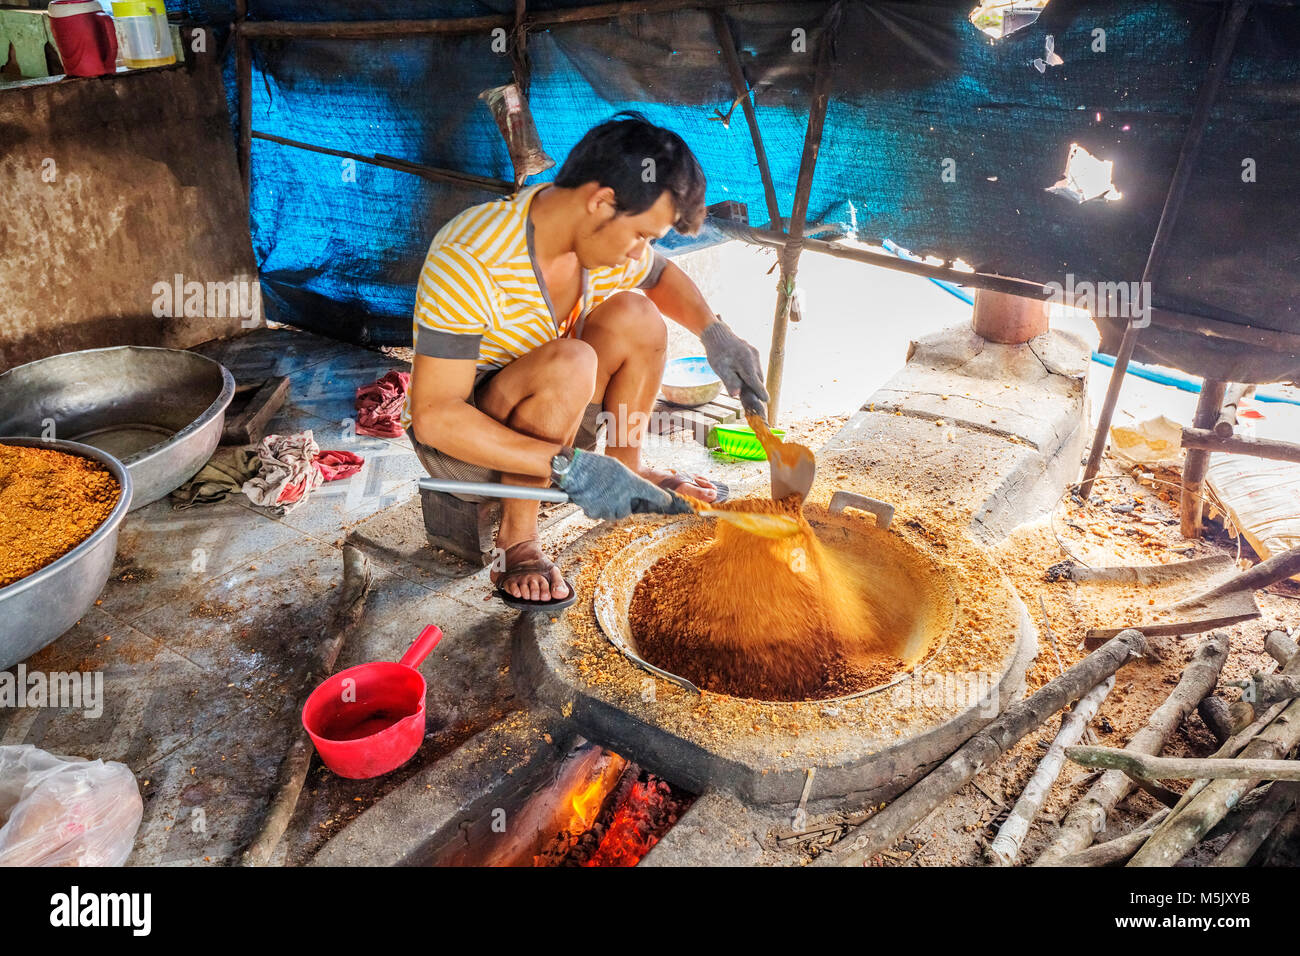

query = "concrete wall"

[0,55,257,372]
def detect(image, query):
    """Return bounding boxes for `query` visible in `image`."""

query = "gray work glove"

[552,448,695,522]
[701,317,769,418]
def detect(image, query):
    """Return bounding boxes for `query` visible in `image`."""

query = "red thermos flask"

[48,0,119,77]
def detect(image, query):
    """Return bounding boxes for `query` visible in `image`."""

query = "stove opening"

[424,740,694,867]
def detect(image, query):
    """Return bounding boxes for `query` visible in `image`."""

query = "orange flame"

[570,778,605,829]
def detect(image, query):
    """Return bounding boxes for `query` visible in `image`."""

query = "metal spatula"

[416,477,801,537]
[746,414,816,503]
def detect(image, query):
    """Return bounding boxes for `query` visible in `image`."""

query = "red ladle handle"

[399,625,443,668]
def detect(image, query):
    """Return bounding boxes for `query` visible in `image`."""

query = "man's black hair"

[553,111,707,234]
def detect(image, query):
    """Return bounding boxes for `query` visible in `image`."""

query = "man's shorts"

[409,365,604,503]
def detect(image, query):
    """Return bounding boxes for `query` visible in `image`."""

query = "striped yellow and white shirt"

[401,183,667,429]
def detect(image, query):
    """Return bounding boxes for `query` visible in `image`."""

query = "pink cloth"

[355,370,411,438]
[317,450,365,481]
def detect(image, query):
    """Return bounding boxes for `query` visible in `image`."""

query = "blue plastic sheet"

[168,0,1300,360]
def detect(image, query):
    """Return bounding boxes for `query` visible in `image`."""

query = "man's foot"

[639,467,728,504]
[490,538,574,606]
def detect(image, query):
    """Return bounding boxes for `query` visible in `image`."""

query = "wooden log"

[1225,633,1296,732]
[829,630,1149,867]
[1129,691,1300,865]
[1181,378,1229,538]
[1066,747,1300,783]
[1035,631,1230,865]
[240,546,372,865]
[1213,383,1252,437]
[988,677,1115,866]
[1255,803,1300,866]
[1198,696,1236,745]
[1173,545,1300,610]
[1266,630,1299,667]
[1235,672,1300,708]
[1180,427,1300,465]
[1212,780,1300,866]
[1051,809,1171,867]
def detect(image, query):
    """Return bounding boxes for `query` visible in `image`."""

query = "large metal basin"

[0,438,133,670]
[0,347,235,509]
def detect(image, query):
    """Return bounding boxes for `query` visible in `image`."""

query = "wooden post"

[1079,318,1141,498]
[710,9,782,231]
[1078,0,1251,497]
[511,0,530,95]
[765,4,837,425]
[1214,383,1251,436]
[1181,378,1228,537]
[236,0,250,202]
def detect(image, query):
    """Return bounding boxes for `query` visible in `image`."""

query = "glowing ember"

[582,775,684,867]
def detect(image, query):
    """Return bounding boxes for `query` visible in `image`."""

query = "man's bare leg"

[580,291,721,502]
[477,338,597,601]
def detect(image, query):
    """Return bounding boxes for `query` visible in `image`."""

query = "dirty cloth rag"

[170,447,261,510]
[242,431,363,513]
[355,370,410,438]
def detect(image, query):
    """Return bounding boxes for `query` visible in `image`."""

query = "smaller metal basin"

[0,438,133,670]
[659,356,722,408]
[0,347,236,509]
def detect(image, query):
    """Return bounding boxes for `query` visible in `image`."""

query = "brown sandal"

[490,539,577,611]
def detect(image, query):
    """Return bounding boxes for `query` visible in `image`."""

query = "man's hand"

[701,318,769,418]
[552,449,695,522]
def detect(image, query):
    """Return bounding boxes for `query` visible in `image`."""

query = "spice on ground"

[0,444,121,588]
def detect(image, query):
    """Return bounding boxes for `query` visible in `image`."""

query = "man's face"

[574,188,677,269]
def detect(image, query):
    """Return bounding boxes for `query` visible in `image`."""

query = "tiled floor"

[0,325,767,865]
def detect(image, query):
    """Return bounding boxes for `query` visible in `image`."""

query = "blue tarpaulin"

[170,1,1300,379]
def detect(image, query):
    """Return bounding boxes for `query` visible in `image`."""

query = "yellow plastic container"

[111,0,175,69]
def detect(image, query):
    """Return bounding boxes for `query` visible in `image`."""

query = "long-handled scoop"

[746,413,816,503]
[417,477,801,538]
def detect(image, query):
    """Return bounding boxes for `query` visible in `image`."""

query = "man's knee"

[539,338,598,400]
[589,292,667,351]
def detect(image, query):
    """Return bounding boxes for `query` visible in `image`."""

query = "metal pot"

[0,347,235,510]
[0,438,133,670]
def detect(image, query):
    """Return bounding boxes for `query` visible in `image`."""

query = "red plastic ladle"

[302,625,443,779]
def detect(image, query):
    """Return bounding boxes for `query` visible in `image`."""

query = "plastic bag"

[479,83,554,187]
[1109,415,1184,469]
[0,745,143,866]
